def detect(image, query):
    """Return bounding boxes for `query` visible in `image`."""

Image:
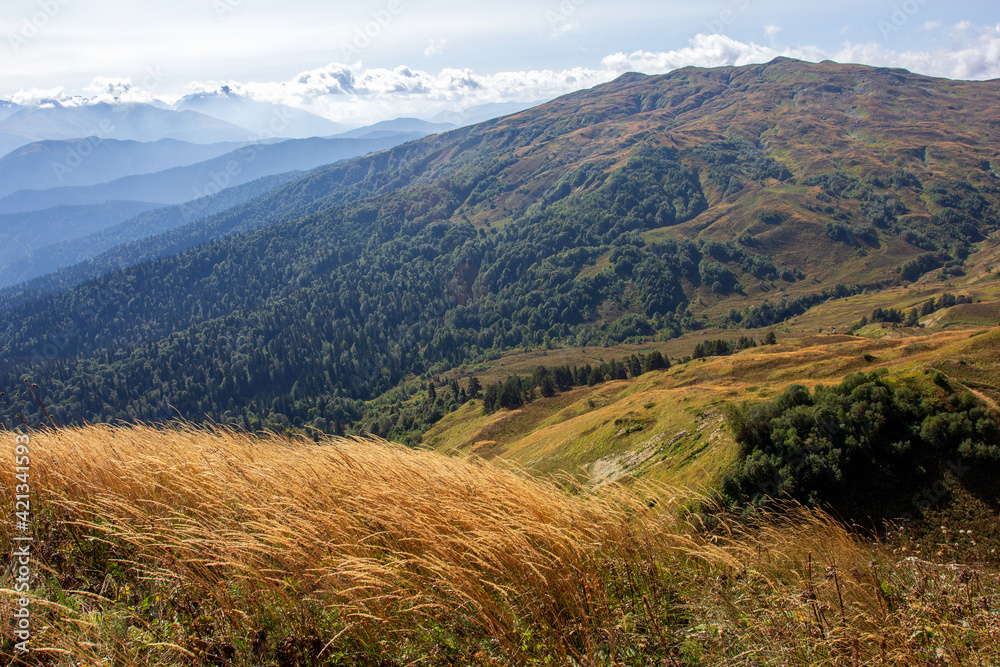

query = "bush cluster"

[721,370,1000,523]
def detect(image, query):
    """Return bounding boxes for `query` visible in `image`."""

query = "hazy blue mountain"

[0,101,23,122]
[0,138,243,199]
[430,100,545,126]
[0,132,426,215]
[336,118,456,139]
[175,89,347,138]
[0,102,253,157]
[4,58,998,436]
[0,172,301,293]
[0,200,160,269]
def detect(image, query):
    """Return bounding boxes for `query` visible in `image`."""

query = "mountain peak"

[174,92,346,138]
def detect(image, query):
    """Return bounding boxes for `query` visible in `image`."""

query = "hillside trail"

[935,370,1000,414]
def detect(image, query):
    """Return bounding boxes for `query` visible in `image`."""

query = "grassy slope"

[424,325,1000,489]
[5,59,1000,435]
[3,425,999,665]
[423,226,1000,484]
[446,58,1000,308]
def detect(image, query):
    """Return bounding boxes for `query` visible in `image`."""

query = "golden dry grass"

[686,506,1000,665]
[0,424,695,665]
[0,424,997,666]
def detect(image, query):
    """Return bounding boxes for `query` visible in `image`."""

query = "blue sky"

[2,0,998,124]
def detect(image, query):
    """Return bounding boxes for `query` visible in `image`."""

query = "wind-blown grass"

[0,424,997,665]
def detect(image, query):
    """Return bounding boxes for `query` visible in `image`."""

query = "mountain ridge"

[0,131,430,215]
[0,57,998,439]
[0,137,244,199]
[0,172,302,296]
[0,102,255,157]
[174,90,348,138]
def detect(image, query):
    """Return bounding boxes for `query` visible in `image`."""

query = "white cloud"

[8,25,1000,126]
[424,38,447,57]
[833,25,1000,80]
[184,62,616,124]
[545,1,585,40]
[81,77,161,105]
[601,34,823,73]
[10,87,66,106]
[12,76,165,107]
[923,21,942,30]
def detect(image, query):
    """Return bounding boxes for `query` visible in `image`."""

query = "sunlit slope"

[424,328,1000,486]
[3,58,1000,433]
[3,423,998,664]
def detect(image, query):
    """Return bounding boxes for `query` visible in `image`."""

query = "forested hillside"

[0,172,303,296]
[0,133,429,215]
[0,137,241,198]
[2,58,999,435]
[0,200,161,269]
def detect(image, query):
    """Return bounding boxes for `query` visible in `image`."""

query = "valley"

[1,55,1000,664]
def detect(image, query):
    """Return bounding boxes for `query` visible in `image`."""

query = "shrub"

[899,252,943,282]
[721,371,1000,523]
[757,209,789,225]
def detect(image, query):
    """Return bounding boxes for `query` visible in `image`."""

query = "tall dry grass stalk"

[0,424,997,665]
[677,505,1000,665]
[0,424,698,664]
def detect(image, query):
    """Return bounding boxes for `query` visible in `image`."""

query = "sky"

[2,0,999,125]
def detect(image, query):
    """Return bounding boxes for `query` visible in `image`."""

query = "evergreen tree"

[468,377,483,398]
[643,350,668,371]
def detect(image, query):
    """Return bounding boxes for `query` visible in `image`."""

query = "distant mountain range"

[0,137,243,199]
[0,100,23,122]
[173,89,347,138]
[429,100,545,127]
[3,58,999,436]
[335,118,456,139]
[0,95,469,284]
[0,172,302,294]
[0,129,437,288]
[0,97,539,161]
[0,131,429,215]
[0,102,253,157]
[0,200,162,270]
